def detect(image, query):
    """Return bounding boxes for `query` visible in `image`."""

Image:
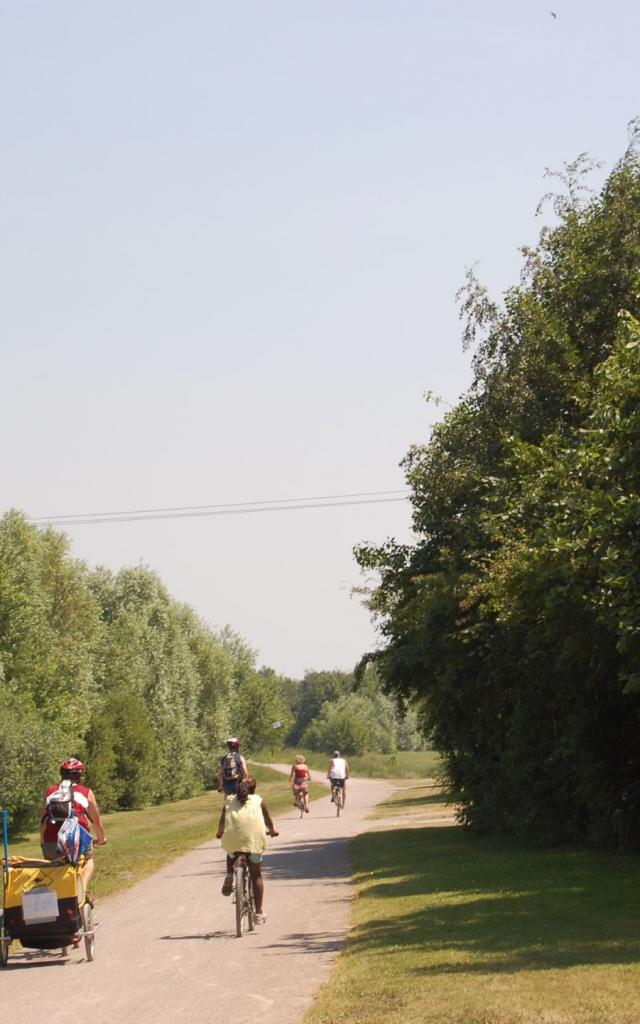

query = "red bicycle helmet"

[226,737,241,748]
[60,758,86,773]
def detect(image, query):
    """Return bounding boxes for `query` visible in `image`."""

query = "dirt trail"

[2,767,395,1024]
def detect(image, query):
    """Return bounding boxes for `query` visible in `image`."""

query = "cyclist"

[289,753,311,813]
[216,776,278,924]
[40,758,106,890]
[327,749,350,808]
[217,737,248,796]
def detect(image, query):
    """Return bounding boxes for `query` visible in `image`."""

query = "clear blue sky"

[2,1,638,676]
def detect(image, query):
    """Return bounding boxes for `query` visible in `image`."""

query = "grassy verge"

[251,747,441,779]
[306,782,640,1024]
[6,765,295,900]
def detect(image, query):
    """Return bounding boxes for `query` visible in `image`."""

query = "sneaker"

[221,876,234,896]
[305,808,309,813]
[254,912,267,925]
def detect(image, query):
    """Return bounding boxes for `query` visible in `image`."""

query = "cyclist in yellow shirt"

[216,776,278,924]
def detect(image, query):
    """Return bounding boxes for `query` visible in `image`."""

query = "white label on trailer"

[22,888,59,924]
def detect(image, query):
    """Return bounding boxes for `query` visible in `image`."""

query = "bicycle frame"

[232,854,255,937]
[332,782,343,816]
[295,790,306,817]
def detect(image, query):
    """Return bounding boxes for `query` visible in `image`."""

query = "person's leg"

[342,782,347,808]
[247,860,264,915]
[222,854,236,895]
[82,851,95,889]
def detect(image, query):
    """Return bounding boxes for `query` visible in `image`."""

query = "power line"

[26,490,411,527]
[30,488,408,521]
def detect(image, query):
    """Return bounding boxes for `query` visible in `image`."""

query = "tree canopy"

[0,512,291,830]
[0,513,423,832]
[356,125,640,849]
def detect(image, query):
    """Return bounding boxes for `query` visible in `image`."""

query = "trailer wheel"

[81,903,95,962]
[0,919,9,967]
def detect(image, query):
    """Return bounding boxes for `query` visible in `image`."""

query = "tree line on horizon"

[356,124,640,851]
[0,510,422,832]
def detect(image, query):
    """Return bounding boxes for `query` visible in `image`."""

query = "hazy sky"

[2,1,639,677]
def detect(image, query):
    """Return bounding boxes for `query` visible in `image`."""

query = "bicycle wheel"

[335,787,342,817]
[234,862,247,937]
[81,902,95,962]
[297,794,305,818]
[0,919,9,968]
[247,874,255,932]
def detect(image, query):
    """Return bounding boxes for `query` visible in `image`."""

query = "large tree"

[356,126,640,849]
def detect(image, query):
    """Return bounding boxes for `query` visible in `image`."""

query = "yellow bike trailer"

[1,810,96,965]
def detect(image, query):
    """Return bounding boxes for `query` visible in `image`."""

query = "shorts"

[330,778,345,789]
[42,841,93,861]
[222,779,240,796]
[293,782,309,793]
[231,851,262,863]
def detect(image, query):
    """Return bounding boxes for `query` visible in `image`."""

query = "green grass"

[251,747,441,779]
[368,779,458,820]
[306,782,640,1024]
[6,765,295,899]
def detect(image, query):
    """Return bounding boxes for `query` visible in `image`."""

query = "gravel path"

[2,767,395,1024]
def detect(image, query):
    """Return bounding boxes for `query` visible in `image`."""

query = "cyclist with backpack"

[40,758,106,890]
[217,737,248,796]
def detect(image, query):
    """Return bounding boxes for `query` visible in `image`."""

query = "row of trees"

[357,125,640,850]
[0,511,292,830]
[1,513,423,832]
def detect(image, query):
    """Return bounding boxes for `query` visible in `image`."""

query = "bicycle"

[331,783,343,817]
[294,789,306,818]
[231,854,255,937]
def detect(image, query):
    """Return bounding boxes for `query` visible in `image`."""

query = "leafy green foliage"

[356,126,640,849]
[0,694,65,833]
[289,665,426,756]
[302,691,397,755]
[0,516,298,827]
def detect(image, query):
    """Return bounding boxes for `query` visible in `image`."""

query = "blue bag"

[57,817,93,865]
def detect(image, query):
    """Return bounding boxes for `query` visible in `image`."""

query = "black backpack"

[222,751,242,782]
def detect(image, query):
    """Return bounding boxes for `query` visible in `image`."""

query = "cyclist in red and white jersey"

[40,758,106,888]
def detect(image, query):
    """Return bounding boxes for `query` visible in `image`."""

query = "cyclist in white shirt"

[327,750,350,808]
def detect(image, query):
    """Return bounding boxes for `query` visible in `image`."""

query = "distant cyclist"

[327,750,350,808]
[217,737,248,796]
[40,758,106,890]
[289,753,311,813]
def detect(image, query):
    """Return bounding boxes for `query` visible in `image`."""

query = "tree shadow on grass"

[380,791,454,811]
[348,826,640,973]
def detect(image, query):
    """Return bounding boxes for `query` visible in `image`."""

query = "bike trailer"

[2,857,84,950]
